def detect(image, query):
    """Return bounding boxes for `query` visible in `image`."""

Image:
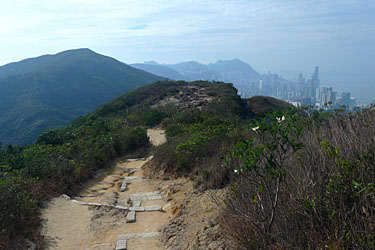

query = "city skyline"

[0,48,370,104]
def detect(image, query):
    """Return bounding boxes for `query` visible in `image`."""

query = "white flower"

[277,116,285,123]
[234,169,243,174]
[251,126,259,131]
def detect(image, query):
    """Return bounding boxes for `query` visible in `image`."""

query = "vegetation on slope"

[0,80,252,248]
[221,108,375,249]
[3,78,369,250]
[0,48,165,145]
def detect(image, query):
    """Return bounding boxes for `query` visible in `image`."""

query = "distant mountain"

[165,61,220,81]
[130,63,187,81]
[208,59,260,81]
[163,59,261,93]
[0,49,165,145]
[129,60,261,92]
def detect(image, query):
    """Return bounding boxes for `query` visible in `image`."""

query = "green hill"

[0,49,165,145]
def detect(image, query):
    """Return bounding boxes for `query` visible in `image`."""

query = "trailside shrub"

[221,109,375,249]
[151,110,245,188]
[0,173,38,249]
[123,127,150,151]
[0,117,150,247]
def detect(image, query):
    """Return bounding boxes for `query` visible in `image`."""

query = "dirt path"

[41,128,172,250]
[147,128,166,146]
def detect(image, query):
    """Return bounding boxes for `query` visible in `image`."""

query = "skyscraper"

[342,92,351,107]
[312,66,320,89]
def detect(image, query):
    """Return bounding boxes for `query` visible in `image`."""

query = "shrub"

[0,174,38,249]
[220,109,375,249]
[0,118,150,246]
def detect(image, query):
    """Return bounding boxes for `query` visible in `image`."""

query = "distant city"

[131,60,372,112]
[239,66,363,112]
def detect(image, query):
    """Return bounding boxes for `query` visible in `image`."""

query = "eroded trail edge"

[41,128,173,250]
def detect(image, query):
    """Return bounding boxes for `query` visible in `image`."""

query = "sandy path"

[41,128,171,250]
[41,197,94,249]
[147,128,166,146]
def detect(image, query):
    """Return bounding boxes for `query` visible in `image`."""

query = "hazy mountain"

[162,59,261,93]
[129,59,262,93]
[0,48,165,145]
[130,63,187,81]
[208,59,260,81]
[164,61,217,81]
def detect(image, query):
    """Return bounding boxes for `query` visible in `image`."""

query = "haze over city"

[0,0,374,101]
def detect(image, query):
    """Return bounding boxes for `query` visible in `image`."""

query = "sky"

[0,0,374,101]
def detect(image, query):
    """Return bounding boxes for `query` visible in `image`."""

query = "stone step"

[114,205,129,210]
[69,199,129,210]
[131,179,149,183]
[127,206,162,212]
[129,207,145,212]
[126,211,136,223]
[128,168,142,174]
[145,206,162,212]
[126,158,145,162]
[130,195,162,201]
[118,232,161,240]
[123,176,148,182]
[71,199,87,205]
[139,232,161,238]
[148,195,163,200]
[62,194,70,199]
[120,180,127,192]
[118,234,137,240]
[115,239,127,250]
[132,200,141,207]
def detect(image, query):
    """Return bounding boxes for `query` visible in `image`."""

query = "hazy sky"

[0,0,374,100]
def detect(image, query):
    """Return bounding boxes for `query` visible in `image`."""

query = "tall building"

[342,92,351,107]
[312,66,320,89]
[298,73,305,84]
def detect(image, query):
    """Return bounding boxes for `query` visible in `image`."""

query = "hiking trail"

[41,128,173,250]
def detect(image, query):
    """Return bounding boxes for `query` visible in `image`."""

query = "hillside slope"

[0,49,165,145]
[0,80,297,248]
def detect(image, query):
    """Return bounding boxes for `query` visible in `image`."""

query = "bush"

[220,109,375,249]
[128,108,169,127]
[0,117,150,246]
[0,174,38,249]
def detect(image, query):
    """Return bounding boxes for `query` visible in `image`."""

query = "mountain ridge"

[0,49,165,145]
[132,59,261,91]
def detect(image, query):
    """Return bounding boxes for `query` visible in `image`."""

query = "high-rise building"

[329,91,337,104]
[314,66,319,80]
[298,73,305,84]
[342,92,351,107]
[312,66,320,89]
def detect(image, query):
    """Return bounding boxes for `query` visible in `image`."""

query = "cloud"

[128,24,148,30]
